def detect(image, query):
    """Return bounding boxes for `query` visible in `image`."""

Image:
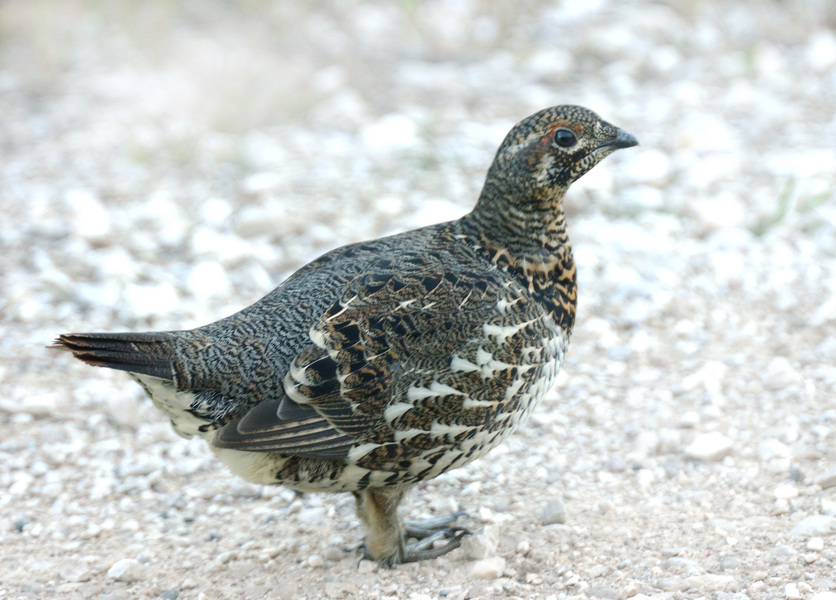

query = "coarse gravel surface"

[2,1,836,599]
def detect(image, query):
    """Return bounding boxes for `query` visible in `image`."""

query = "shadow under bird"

[52,105,637,565]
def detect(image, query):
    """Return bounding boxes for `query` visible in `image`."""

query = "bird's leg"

[354,489,468,565]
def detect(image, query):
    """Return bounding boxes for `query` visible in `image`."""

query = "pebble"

[162,591,180,600]
[106,558,142,582]
[790,515,836,538]
[186,261,231,298]
[468,556,505,580]
[625,149,671,184]
[65,188,113,243]
[361,114,420,152]
[684,432,733,462]
[758,438,792,461]
[606,455,627,472]
[306,554,325,568]
[357,560,377,574]
[323,546,345,562]
[807,537,824,551]
[541,498,567,525]
[785,583,801,599]
[773,484,799,499]
[106,395,144,429]
[812,593,836,600]
[59,559,91,583]
[462,524,499,559]
[619,584,638,599]
[816,469,836,490]
[587,584,619,599]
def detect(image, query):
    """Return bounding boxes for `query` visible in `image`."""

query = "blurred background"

[2,0,836,597]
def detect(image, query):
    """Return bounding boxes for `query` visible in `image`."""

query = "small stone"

[462,524,499,559]
[361,114,420,152]
[758,438,792,461]
[620,584,638,599]
[785,583,801,599]
[105,395,143,429]
[607,455,627,472]
[805,552,819,564]
[678,411,700,428]
[773,484,799,499]
[684,432,733,461]
[65,188,113,243]
[666,556,704,574]
[324,546,345,562]
[306,554,325,568]
[815,469,836,490]
[516,540,530,556]
[587,584,619,599]
[59,560,91,583]
[541,498,567,525]
[626,149,671,184]
[162,591,179,600]
[186,261,230,299]
[790,515,836,538]
[107,558,141,582]
[807,537,824,551]
[812,593,836,600]
[357,560,377,574]
[469,556,505,579]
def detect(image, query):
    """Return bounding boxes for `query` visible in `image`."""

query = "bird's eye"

[553,129,577,148]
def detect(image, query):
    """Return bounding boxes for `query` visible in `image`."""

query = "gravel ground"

[2,1,836,599]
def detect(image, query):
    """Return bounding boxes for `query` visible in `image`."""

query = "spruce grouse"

[52,105,638,565]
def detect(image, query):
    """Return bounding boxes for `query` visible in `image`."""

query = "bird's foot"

[399,510,469,563]
[356,511,470,565]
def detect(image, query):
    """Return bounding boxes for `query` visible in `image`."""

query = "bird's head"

[482,105,638,206]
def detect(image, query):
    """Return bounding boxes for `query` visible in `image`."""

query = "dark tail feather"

[50,332,176,381]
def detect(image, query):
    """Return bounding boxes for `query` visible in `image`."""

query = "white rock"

[790,515,836,538]
[306,554,325,568]
[243,171,282,195]
[107,558,141,582]
[807,31,836,70]
[200,198,233,226]
[120,457,164,477]
[541,498,567,525]
[468,556,505,579]
[773,484,799,500]
[361,114,420,152]
[758,438,792,462]
[462,524,499,559]
[0,394,55,417]
[65,189,113,242]
[815,469,836,490]
[620,584,638,599]
[785,582,801,599]
[684,432,733,462]
[186,261,230,298]
[625,149,670,184]
[106,395,143,429]
[124,283,179,319]
[812,593,836,600]
[807,537,824,551]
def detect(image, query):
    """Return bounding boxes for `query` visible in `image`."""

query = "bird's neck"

[460,188,577,332]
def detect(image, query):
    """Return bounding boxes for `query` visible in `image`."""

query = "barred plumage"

[51,105,637,565]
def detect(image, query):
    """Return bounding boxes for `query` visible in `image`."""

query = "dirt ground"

[1,1,835,599]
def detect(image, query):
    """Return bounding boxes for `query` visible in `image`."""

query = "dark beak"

[598,129,639,150]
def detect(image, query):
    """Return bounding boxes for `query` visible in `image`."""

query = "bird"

[51,105,638,565]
